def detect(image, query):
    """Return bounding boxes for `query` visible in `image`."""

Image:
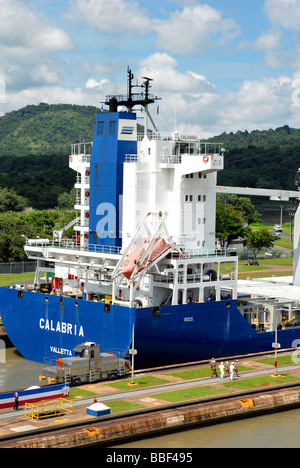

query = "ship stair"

[63,368,71,384]
[161,289,173,306]
[89,369,97,382]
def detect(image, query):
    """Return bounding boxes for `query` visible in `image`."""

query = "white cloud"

[137,54,300,137]
[0,0,73,54]
[152,4,240,55]
[138,53,217,94]
[264,0,300,31]
[85,78,109,89]
[0,0,73,91]
[67,0,151,35]
[253,31,281,51]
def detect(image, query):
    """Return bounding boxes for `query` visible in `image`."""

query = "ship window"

[198,195,201,201]
[109,121,116,135]
[189,195,193,202]
[152,306,160,316]
[203,195,206,201]
[97,121,104,135]
[198,173,202,178]
[185,195,189,202]
[104,303,111,312]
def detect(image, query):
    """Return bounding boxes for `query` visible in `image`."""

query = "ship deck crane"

[53,216,80,242]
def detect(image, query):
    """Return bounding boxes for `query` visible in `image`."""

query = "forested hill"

[0,103,97,156]
[208,125,300,192]
[0,103,299,208]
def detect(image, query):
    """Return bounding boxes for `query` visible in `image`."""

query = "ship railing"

[25,238,122,255]
[169,248,237,259]
[76,175,90,185]
[70,142,93,157]
[124,153,148,163]
[105,93,157,105]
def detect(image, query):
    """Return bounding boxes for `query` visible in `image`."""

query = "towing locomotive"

[40,342,131,386]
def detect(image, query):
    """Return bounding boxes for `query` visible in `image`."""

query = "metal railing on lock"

[25,398,74,420]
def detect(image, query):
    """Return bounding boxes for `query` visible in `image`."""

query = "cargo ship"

[1,69,300,368]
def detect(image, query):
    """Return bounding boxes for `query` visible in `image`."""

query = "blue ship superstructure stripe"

[88,111,137,250]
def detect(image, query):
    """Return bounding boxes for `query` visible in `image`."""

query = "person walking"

[211,360,218,378]
[13,389,20,410]
[219,362,225,379]
[230,362,235,381]
[225,361,230,378]
[234,360,239,378]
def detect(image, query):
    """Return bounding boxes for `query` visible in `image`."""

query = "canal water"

[0,349,299,448]
[0,348,44,392]
[113,409,300,449]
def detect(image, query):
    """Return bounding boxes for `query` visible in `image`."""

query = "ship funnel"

[109,96,118,112]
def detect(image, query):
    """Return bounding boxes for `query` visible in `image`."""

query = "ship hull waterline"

[1,288,299,368]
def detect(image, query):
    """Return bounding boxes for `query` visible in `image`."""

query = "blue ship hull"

[0,287,299,367]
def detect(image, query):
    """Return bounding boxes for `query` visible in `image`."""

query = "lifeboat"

[122,235,171,280]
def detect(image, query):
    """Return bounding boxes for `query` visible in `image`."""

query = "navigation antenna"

[103,67,161,134]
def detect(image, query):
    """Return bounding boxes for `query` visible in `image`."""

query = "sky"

[2,0,300,137]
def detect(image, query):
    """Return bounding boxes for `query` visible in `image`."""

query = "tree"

[216,202,246,248]
[0,212,38,262]
[0,188,28,212]
[58,188,76,210]
[245,229,274,259]
[226,194,261,225]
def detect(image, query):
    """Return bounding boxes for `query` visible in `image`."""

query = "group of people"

[210,359,239,380]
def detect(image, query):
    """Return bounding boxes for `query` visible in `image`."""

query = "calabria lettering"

[39,318,84,337]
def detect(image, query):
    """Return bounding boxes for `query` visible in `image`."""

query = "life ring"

[69,156,72,162]
[86,170,90,176]
[85,212,89,218]
[203,156,209,163]
[182,251,187,258]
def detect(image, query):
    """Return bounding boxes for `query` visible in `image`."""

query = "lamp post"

[288,203,297,242]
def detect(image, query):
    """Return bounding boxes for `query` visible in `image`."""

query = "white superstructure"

[123,133,224,253]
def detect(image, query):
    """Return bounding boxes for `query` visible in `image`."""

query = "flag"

[157,105,159,115]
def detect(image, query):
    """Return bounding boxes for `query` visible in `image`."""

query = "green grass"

[238,264,269,272]
[165,365,253,381]
[274,238,294,250]
[68,388,98,399]
[0,272,35,287]
[165,368,212,380]
[154,385,229,402]
[258,257,293,266]
[255,354,296,366]
[106,400,145,414]
[223,374,299,390]
[106,375,171,390]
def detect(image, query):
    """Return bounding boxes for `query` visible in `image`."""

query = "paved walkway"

[0,353,299,437]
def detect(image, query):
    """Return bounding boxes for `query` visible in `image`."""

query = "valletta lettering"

[39,318,84,337]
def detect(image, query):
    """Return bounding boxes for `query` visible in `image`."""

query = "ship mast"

[102,67,160,134]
